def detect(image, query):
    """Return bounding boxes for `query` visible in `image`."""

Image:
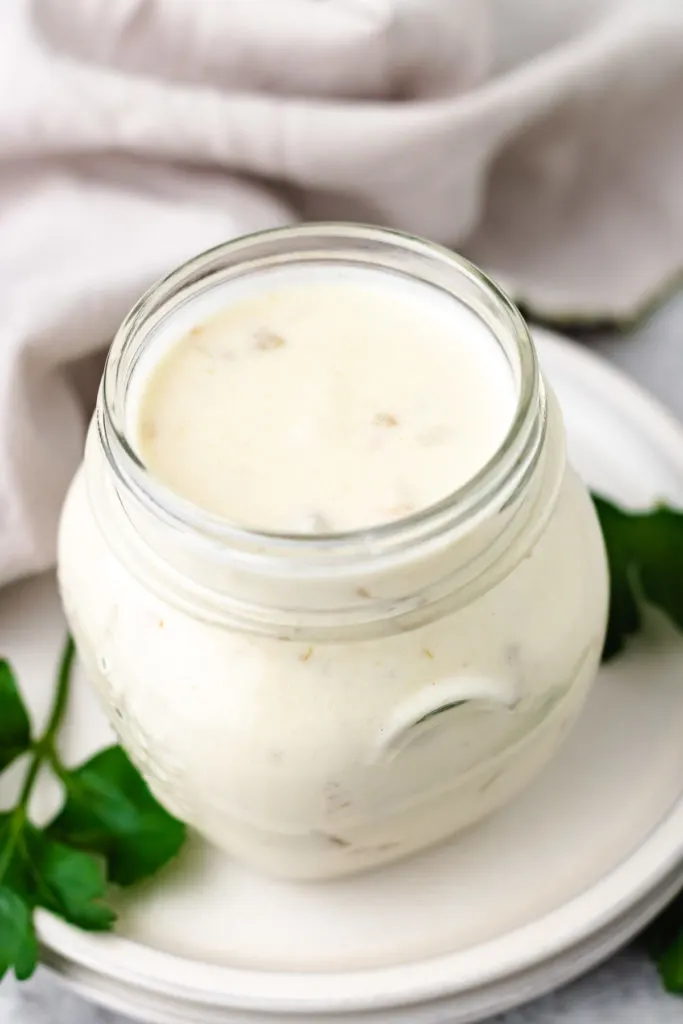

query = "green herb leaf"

[592,495,683,659]
[642,889,683,993]
[1,820,114,932]
[37,839,115,931]
[0,813,34,900]
[50,746,186,887]
[0,637,188,984]
[0,661,31,773]
[0,886,38,981]
[658,934,683,995]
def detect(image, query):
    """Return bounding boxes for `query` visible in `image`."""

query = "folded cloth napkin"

[1,0,683,588]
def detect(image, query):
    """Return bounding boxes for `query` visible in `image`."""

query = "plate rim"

[36,329,683,1013]
[42,859,683,1024]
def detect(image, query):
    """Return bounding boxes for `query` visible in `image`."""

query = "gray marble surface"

[2,292,683,1023]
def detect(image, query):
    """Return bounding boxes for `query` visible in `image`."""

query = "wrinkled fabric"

[1,0,683,586]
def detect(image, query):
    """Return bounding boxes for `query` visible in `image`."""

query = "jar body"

[58,393,608,880]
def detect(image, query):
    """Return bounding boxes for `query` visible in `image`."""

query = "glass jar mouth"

[99,223,544,564]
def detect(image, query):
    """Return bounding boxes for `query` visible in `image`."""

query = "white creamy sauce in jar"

[59,252,608,880]
[132,268,517,533]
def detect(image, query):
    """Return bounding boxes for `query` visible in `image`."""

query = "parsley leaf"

[659,935,683,995]
[37,838,116,931]
[592,495,683,660]
[0,639,187,981]
[0,661,31,773]
[642,888,683,993]
[0,886,38,982]
[50,747,186,887]
[1,820,114,932]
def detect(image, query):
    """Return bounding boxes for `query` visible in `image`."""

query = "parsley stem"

[0,809,24,882]
[0,638,76,886]
[18,637,76,810]
[45,637,76,750]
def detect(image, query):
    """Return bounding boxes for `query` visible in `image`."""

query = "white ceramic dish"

[3,327,683,1023]
[40,865,683,1024]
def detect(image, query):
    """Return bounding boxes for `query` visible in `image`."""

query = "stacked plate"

[3,330,683,1024]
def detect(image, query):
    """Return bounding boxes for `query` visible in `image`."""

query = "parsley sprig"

[0,638,186,982]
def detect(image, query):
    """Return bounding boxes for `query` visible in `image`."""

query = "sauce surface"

[135,272,516,533]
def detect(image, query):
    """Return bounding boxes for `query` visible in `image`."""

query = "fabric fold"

[1,0,683,585]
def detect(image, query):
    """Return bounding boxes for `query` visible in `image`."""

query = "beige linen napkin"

[1,0,683,587]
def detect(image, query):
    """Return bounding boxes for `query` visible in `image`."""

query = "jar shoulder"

[59,457,607,700]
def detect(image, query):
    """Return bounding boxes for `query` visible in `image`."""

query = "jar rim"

[99,223,544,564]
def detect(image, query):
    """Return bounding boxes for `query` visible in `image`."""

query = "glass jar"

[58,225,608,881]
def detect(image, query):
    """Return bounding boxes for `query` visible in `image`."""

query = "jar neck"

[91,225,554,640]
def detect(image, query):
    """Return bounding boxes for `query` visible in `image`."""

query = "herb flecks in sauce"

[139,419,157,443]
[254,328,286,351]
[373,412,399,428]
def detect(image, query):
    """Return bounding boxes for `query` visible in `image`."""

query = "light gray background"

[2,291,683,1023]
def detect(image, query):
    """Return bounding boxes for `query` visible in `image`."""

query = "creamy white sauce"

[58,263,609,881]
[133,269,517,533]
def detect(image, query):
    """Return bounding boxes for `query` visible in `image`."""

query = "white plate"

[3,328,683,1023]
[39,865,683,1024]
